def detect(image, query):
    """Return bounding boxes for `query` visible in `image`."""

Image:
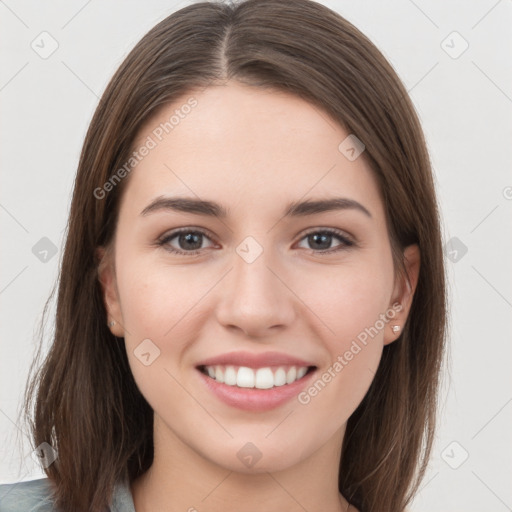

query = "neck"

[131,414,351,512]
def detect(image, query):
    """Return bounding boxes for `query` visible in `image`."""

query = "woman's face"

[99,81,419,473]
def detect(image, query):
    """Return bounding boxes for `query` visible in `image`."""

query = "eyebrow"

[140,195,372,218]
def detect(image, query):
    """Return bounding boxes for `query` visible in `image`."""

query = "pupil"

[310,233,331,250]
[180,232,202,250]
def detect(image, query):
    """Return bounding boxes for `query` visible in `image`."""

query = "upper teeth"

[204,365,309,389]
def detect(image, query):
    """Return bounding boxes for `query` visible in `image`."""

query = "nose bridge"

[215,236,295,335]
[234,244,277,299]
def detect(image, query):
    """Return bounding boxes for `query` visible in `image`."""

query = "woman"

[0,0,446,511]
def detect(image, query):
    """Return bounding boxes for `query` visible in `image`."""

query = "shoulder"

[0,476,135,512]
[0,478,56,512]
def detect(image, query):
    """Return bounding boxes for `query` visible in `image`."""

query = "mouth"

[197,364,317,389]
[195,363,318,412]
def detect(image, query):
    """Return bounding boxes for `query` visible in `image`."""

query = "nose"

[215,246,297,339]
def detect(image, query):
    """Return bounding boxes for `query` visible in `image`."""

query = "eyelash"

[156,227,356,256]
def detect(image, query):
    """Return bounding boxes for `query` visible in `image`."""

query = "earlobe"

[383,244,420,346]
[96,246,125,337]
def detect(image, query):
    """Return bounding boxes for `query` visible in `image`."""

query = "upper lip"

[196,350,316,369]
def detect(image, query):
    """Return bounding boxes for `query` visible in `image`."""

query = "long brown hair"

[20,1,447,510]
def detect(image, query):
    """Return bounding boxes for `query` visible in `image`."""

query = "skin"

[98,81,420,512]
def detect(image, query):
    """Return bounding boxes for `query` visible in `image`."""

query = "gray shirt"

[0,476,136,512]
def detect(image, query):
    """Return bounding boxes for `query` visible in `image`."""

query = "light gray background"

[1,1,511,510]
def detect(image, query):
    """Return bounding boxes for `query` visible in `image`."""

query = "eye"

[296,228,355,254]
[157,228,215,255]
[157,227,355,256]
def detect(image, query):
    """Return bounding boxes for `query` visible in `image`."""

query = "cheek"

[302,256,394,347]
[114,250,215,406]
[115,247,201,338]
[295,257,393,407]
[114,255,197,416]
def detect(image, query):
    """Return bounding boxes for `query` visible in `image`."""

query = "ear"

[96,245,125,337]
[383,243,420,346]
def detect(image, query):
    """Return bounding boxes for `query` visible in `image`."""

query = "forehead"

[121,81,384,222]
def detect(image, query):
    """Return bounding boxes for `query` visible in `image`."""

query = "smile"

[198,364,314,389]
[196,365,317,411]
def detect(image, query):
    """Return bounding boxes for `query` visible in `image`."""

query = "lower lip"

[196,368,316,412]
